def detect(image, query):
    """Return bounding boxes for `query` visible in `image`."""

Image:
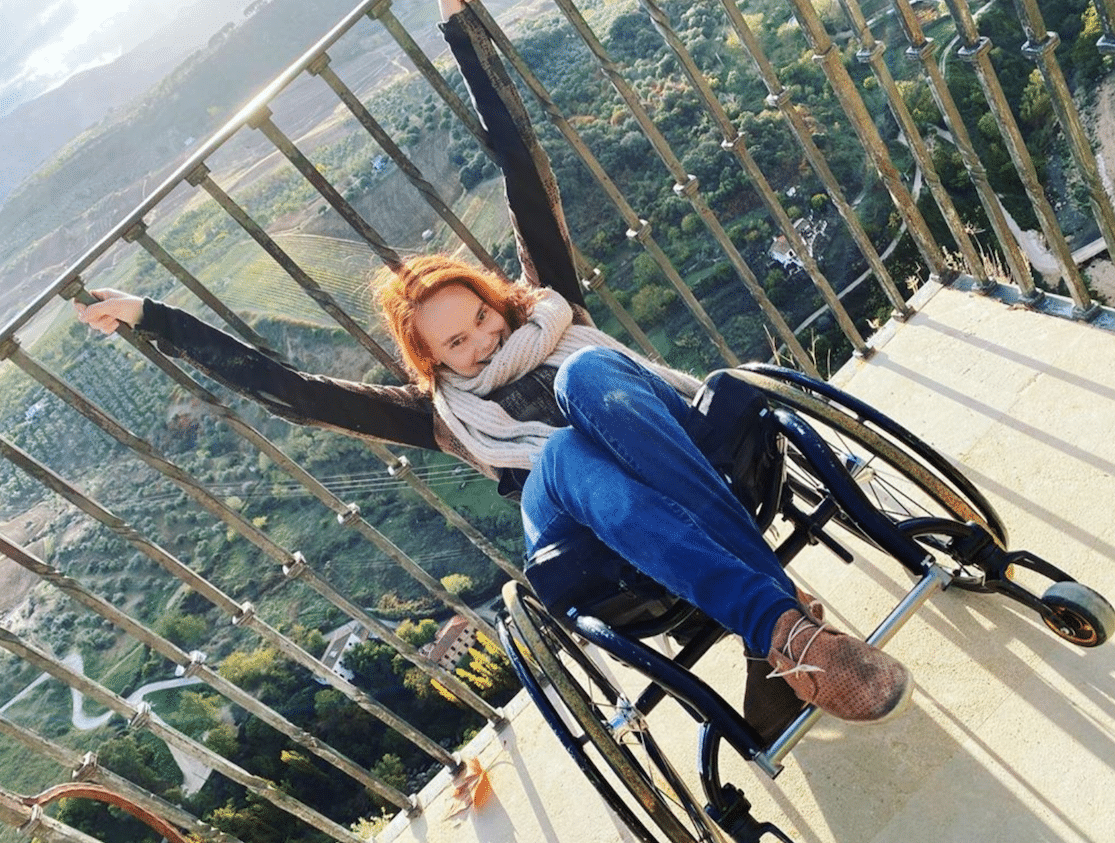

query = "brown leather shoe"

[743,589,820,744]
[766,608,912,724]
[795,587,824,622]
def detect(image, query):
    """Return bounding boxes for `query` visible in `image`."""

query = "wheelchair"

[497,363,1115,843]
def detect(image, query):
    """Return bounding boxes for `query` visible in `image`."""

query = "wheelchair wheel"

[734,365,1007,550]
[1040,581,1115,647]
[497,614,663,842]
[504,583,725,843]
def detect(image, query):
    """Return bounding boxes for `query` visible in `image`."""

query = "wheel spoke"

[733,365,1006,544]
[505,586,724,843]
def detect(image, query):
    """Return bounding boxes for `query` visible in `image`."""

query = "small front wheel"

[1041,582,1115,647]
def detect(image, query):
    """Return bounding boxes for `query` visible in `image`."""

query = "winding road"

[0,652,213,795]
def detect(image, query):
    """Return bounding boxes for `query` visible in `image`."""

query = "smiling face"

[413,283,512,378]
[375,255,537,390]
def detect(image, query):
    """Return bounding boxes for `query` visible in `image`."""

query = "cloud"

[0,0,236,117]
[0,0,150,117]
[0,1,79,81]
[0,1,82,113]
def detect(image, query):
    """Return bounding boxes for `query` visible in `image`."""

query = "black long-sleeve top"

[136,9,587,483]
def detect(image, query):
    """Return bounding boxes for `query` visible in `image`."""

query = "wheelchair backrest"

[690,370,785,532]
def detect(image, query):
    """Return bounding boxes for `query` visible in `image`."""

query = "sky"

[0,0,181,117]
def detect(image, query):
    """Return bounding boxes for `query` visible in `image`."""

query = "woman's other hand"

[438,0,466,21]
[74,289,144,335]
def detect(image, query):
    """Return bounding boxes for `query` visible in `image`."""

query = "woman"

[76,0,911,730]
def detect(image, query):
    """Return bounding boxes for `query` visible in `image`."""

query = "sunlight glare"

[23,0,136,81]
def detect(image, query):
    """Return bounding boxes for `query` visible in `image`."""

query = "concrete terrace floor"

[382,282,1115,843]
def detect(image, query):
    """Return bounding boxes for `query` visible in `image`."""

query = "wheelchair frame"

[498,364,1114,843]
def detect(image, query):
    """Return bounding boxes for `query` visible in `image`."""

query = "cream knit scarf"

[432,290,701,470]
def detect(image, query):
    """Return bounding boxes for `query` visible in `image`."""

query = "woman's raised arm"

[75,291,440,452]
[440,3,586,309]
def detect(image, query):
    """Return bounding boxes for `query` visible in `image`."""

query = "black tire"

[497,611,663,843]
[504,583,723,843]
[731,365,1007,546]
[1041,581,1115,647]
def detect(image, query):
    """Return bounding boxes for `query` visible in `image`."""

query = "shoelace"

[767,615,827,680]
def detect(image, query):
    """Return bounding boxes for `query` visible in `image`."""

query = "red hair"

[374,255,540,390]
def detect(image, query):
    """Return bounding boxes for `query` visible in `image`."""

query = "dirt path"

[0,650,213,796]
[0,500,60,618]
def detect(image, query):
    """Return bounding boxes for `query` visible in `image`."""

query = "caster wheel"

[1041,582,1115,647]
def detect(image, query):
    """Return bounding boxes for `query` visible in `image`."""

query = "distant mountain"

[0,0,246,205]
[0,0,373,309]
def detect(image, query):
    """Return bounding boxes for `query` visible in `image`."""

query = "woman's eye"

[477,308,487,324]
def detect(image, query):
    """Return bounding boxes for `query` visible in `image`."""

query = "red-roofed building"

[421,615,478,670]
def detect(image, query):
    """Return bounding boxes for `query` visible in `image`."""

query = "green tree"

[281,749,331,781]
[630,284,677,323]
[372,753,408,792]
[763,267,786,296]
[158,611,209,648]
[977,110,1000,141]
[1019,69,1052,129]
[286,623,327,658]
[898,79,942,132]
[56,796,162,843]
[171,690,222,735]
[401,665,439,700]
[396,617,439,648]
[343,640,399,688]
[440,573,474,596]
[219,646,282,688]
[209,797,287,843]
[97,731,182,797]
[205,722,240,758]
[217,646,303,704]
[1069,3,1106,84]
[632,251,662,288]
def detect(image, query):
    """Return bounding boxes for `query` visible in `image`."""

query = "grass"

[417,452,509,518]
[0,740,69,800]
[1,676,67,726]
[444,180,513,258]
[0,678,112,752]
[199,233,382,325]
[96,642,149,696]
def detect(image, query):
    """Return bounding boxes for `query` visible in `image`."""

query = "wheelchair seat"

[524,535,692,635]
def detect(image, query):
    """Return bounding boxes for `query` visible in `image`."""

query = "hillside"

[0,1,1111,837]
[0,0,439,324]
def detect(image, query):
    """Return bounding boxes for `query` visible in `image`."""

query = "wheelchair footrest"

[705,785,797,843]
[756,563,953,776]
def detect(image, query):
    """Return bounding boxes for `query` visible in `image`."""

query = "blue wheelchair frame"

[498,364,1112,843]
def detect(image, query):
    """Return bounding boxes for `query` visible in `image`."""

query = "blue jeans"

[520,347,799,654]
